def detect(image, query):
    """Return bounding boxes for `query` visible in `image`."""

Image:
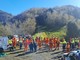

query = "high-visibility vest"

[62,40,67,44]
[8,40,12,44]
[75,39,79,43]
[71,40,75,43]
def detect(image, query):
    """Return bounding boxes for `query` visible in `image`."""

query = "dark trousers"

[62,44,66,52]
[29,44,33,52]
[20,43,22,49]
[71,43,75,50]
[33,46,37,52]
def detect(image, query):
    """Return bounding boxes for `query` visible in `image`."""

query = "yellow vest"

[8,40,12,44]
[63,41,66,44]
[61,40,66,44]
[75,39,79,43]
[71,40,75,43]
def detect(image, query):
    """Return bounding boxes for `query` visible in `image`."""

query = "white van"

[0,37,8,50]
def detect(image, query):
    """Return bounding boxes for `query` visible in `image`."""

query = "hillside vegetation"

[0,5,80,39]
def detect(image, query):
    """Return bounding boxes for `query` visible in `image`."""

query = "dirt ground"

[0,46,63,60]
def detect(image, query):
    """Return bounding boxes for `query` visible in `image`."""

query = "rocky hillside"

[0,10,13,25]
[0,5,80,38]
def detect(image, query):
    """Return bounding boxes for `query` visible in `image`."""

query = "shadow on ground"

[51,51,62,55]
[36,49,56,54]
[51,51,62,60]
[15,51,32,57]
[9,50,24,54]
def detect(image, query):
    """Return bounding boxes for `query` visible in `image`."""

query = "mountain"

[0,10,13,25]
[0,5,80,38]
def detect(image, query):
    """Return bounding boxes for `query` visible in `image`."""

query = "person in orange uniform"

[37,39,42,50]
[36,37,40,44]
[35,37,41,50]
[56,38,60,50]
[45,37,49,45]
[35,37,38,44]
[12,37,17,49]
[23,38,28,51]
[53,37,57,50]
[29,38,33,44]
[52,37,54,47]
[44,37,49,50]
[66,42,70,53]
[49,38,53,51]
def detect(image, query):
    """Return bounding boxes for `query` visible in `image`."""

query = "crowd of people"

[7,36,80,53]
[8,36,61,52]
[0,35,80,60]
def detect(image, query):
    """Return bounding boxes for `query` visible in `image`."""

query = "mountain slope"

[0,5,80,38]
[0,10,13,25]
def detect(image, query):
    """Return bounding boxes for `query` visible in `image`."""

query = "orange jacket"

[49,39,53,48]
[12,37,17,46]
[45,38,49,44]
[53,38,57,44]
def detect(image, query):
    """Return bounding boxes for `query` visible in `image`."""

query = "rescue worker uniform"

[8,39,13,51]
[75,38,79,49]
[61,39,67,52]
[66,42,70,53]
[71,38,75,50]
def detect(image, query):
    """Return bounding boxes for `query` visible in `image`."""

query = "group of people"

[8,36,80,54]
[8,36,37,52]
[1,35,80,60]
[8,36,61,52]
[61,38,80,53]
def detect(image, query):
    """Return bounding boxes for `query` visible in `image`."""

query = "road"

[0,47,63,60]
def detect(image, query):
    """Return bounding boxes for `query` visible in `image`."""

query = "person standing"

[19,36,23,49]
[23,38,28,52]
[33,40,37,52]
[37,39,42,50]
[75,38,79,49]
[44,37,49,51]
[8,39,13,51]
[66,42,70,53]
[49,39,53,51]
[71,38,75,50]
[56,38,60,50]
[12,37,17,50]
[61,38,67,52]
[53,37,57,50]
[29,42,33,52]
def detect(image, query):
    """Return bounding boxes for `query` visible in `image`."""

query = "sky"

[0,0,80,15]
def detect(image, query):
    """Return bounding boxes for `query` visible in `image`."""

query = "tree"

[19,18,36,35]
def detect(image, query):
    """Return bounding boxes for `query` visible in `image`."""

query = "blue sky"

[0,0,80,15]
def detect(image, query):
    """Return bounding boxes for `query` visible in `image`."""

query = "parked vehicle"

[61,50,80,60]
